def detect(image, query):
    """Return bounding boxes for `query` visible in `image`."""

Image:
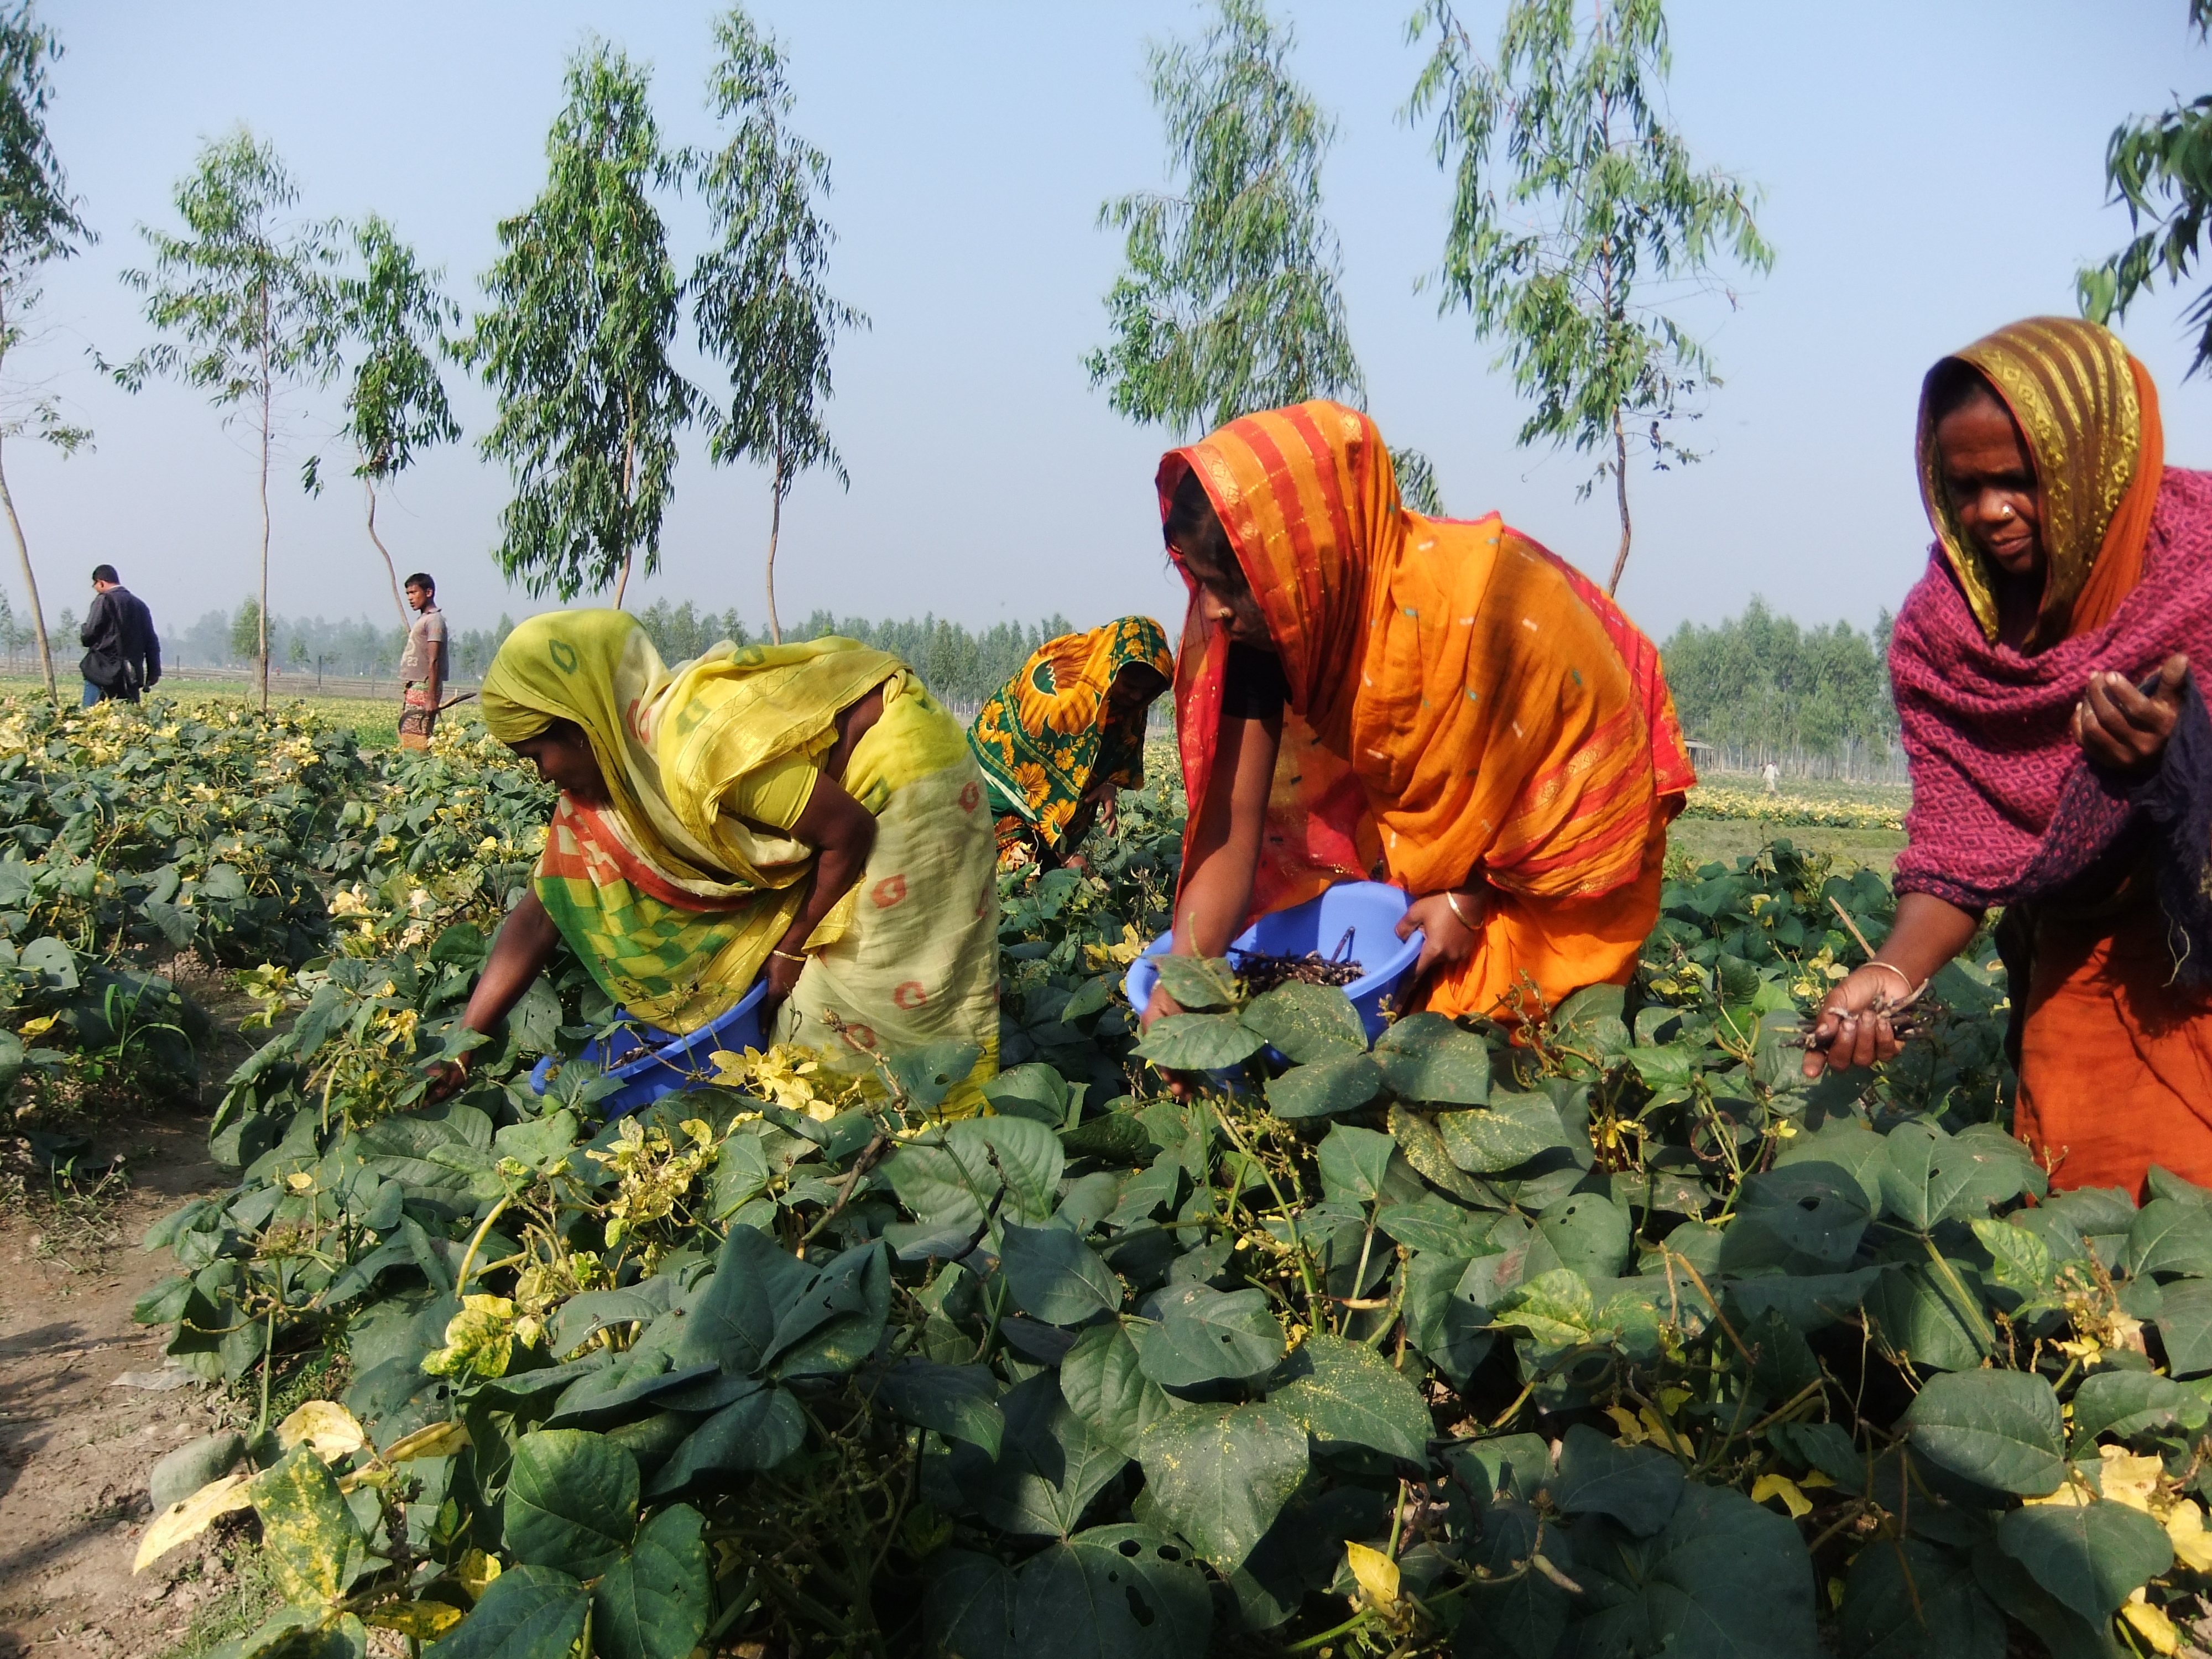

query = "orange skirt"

[1421,801,1671,1021]
[2016,903,2212,1197]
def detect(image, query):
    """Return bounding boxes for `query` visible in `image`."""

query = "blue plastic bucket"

[529,976,769,1119]
[1123,881,1422,1042]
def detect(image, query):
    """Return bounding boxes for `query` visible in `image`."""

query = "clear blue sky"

[7,1,2209,648]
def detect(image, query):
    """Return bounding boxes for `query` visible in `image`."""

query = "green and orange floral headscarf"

[966,617,1173,856]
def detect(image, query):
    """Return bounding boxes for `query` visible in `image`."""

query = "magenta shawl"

[1891,467,2212,911]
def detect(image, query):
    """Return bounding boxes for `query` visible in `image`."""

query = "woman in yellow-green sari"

[967,617,1174,869]
[428,611,999,1106]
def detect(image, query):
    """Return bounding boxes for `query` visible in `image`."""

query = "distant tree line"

[1660,599,1901,780]
[0,587,1092,710]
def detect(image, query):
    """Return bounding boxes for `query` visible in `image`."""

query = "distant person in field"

[1138,403,1695,1032]
[1762,759,1781,795]
[967,617,1173,871]
[397,573,447,751]
[1804,316,2212,1196]
[79,564,159,706]
[426,612,999,1112]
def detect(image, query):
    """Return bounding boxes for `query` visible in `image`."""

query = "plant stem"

[256,1300,276,1437]
[453,1193,517,1292]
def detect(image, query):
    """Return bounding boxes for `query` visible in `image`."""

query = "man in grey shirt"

[398,572,447,750]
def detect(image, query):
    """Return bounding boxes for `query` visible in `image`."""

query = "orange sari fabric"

[1160,401,1695,1019]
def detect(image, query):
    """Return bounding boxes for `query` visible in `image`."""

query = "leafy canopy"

[116,129,343,411]
[1087,0,1364,440]
[336,216,458,484]
[463,41,695,604]
[2078,2,2212,371]
[1406,0,1772,588]
[687,4,864,643]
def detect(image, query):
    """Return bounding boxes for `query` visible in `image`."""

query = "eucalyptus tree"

[2079,2,2212,368]
[0,4,88,707]
[116,130,342,706]
[1407,0,1772,590]
[1088,0,1365,437]
[328,216,459,627]
[689,6,866,645]
[465,41,693,607]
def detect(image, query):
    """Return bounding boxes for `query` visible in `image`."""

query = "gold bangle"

[770,948,810,965]
[1863,959,1920,1000]
[1443,890,1477,928]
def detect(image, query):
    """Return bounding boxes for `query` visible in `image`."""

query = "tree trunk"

[611,423,637,608]
[1606,411,1632,594]
[765,457,786,646]
[364,481,407,629]
[0,432,58,711]
[257,389,272,711]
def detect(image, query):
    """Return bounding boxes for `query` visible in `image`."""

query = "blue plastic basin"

[529,976,769,1119]
[1123,881,1422,1042]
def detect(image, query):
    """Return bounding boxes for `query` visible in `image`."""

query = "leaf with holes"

[1139,1402,1310,1572]
[1129,1284,1286,1386]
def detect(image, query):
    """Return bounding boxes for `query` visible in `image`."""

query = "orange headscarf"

[1160,401,1695,1019]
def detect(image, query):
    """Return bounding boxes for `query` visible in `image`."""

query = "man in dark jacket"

[80,564,160,705]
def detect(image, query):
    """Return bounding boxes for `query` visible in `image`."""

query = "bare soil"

[0,1104,241,1659]
[0,967,281,1659]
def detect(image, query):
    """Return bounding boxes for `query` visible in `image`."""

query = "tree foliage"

[1407,0,1772,590]
[116,129,342,709]
[1088,0,1364,438]
[465,41,694,607]
[0,1,85,709]
[689,4,865,645]
[1662,599,1898,772]
[2078,2,2212,369]
[331,216,460,625]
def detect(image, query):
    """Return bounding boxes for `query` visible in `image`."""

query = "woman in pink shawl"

[1804,317,2212,1197]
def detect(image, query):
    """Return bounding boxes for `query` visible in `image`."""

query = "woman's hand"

[1800,964,1914,1078]
[1141,980,1182,1032]
[763,948,807,1014]
[424,1052,472,1104]
[2077,654,2188,772]
[1399,888,1484,978]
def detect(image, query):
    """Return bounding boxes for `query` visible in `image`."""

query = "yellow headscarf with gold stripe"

[1917,316,2164,650]
[481,611,902,897]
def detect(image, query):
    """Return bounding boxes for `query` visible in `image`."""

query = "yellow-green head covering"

[482,611,903,896]
[1916,316,2158,650]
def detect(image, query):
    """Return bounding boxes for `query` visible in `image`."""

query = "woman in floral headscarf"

[427,611,999,1108]
[1142,400,1694,1027]
[967,617,1174,869]
[1806,317,2212,1196]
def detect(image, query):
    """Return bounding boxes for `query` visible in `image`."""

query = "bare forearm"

[776,836,872,954]
[1875,891,1983,985]
[460,890,561,1035]
[1172,713,1276,958]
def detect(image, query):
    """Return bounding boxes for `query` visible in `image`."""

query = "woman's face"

[1173,542,1273,650]
[1104,665,1170,721]
[1935,391,2043,585]
[510,726,610,805]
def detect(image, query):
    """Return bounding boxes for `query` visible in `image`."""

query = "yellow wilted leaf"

[285,1172,315,1193]
[276,1401,368,1463]
[1657,1386,1693,1415]
[134,1473,253,1572]
[1799,1470,1836,1490]
[1603,1405,1646,1444]
[1751,1473,1812,1520]
[17,1014,55,1038]
[2166,1500,2212,1573]
[2099,1447,2163,1514]
[452,1548,502,1603]
[2025,1480,2096,1508]
[1345,1541,1400,1609]
[380,1420,472,1464]
[366,1600,464,1639]
[2123,1594,2180,1656]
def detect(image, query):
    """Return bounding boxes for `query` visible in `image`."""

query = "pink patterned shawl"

[1891,467,2212,911]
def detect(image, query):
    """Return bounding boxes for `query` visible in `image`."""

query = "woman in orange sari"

[1806,317,2212,1197]
[1141,401,1694,1027]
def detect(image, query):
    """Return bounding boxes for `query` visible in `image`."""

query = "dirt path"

[0,1102,244,1659]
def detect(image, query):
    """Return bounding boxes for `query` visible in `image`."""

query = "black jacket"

[80,587,160,693]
